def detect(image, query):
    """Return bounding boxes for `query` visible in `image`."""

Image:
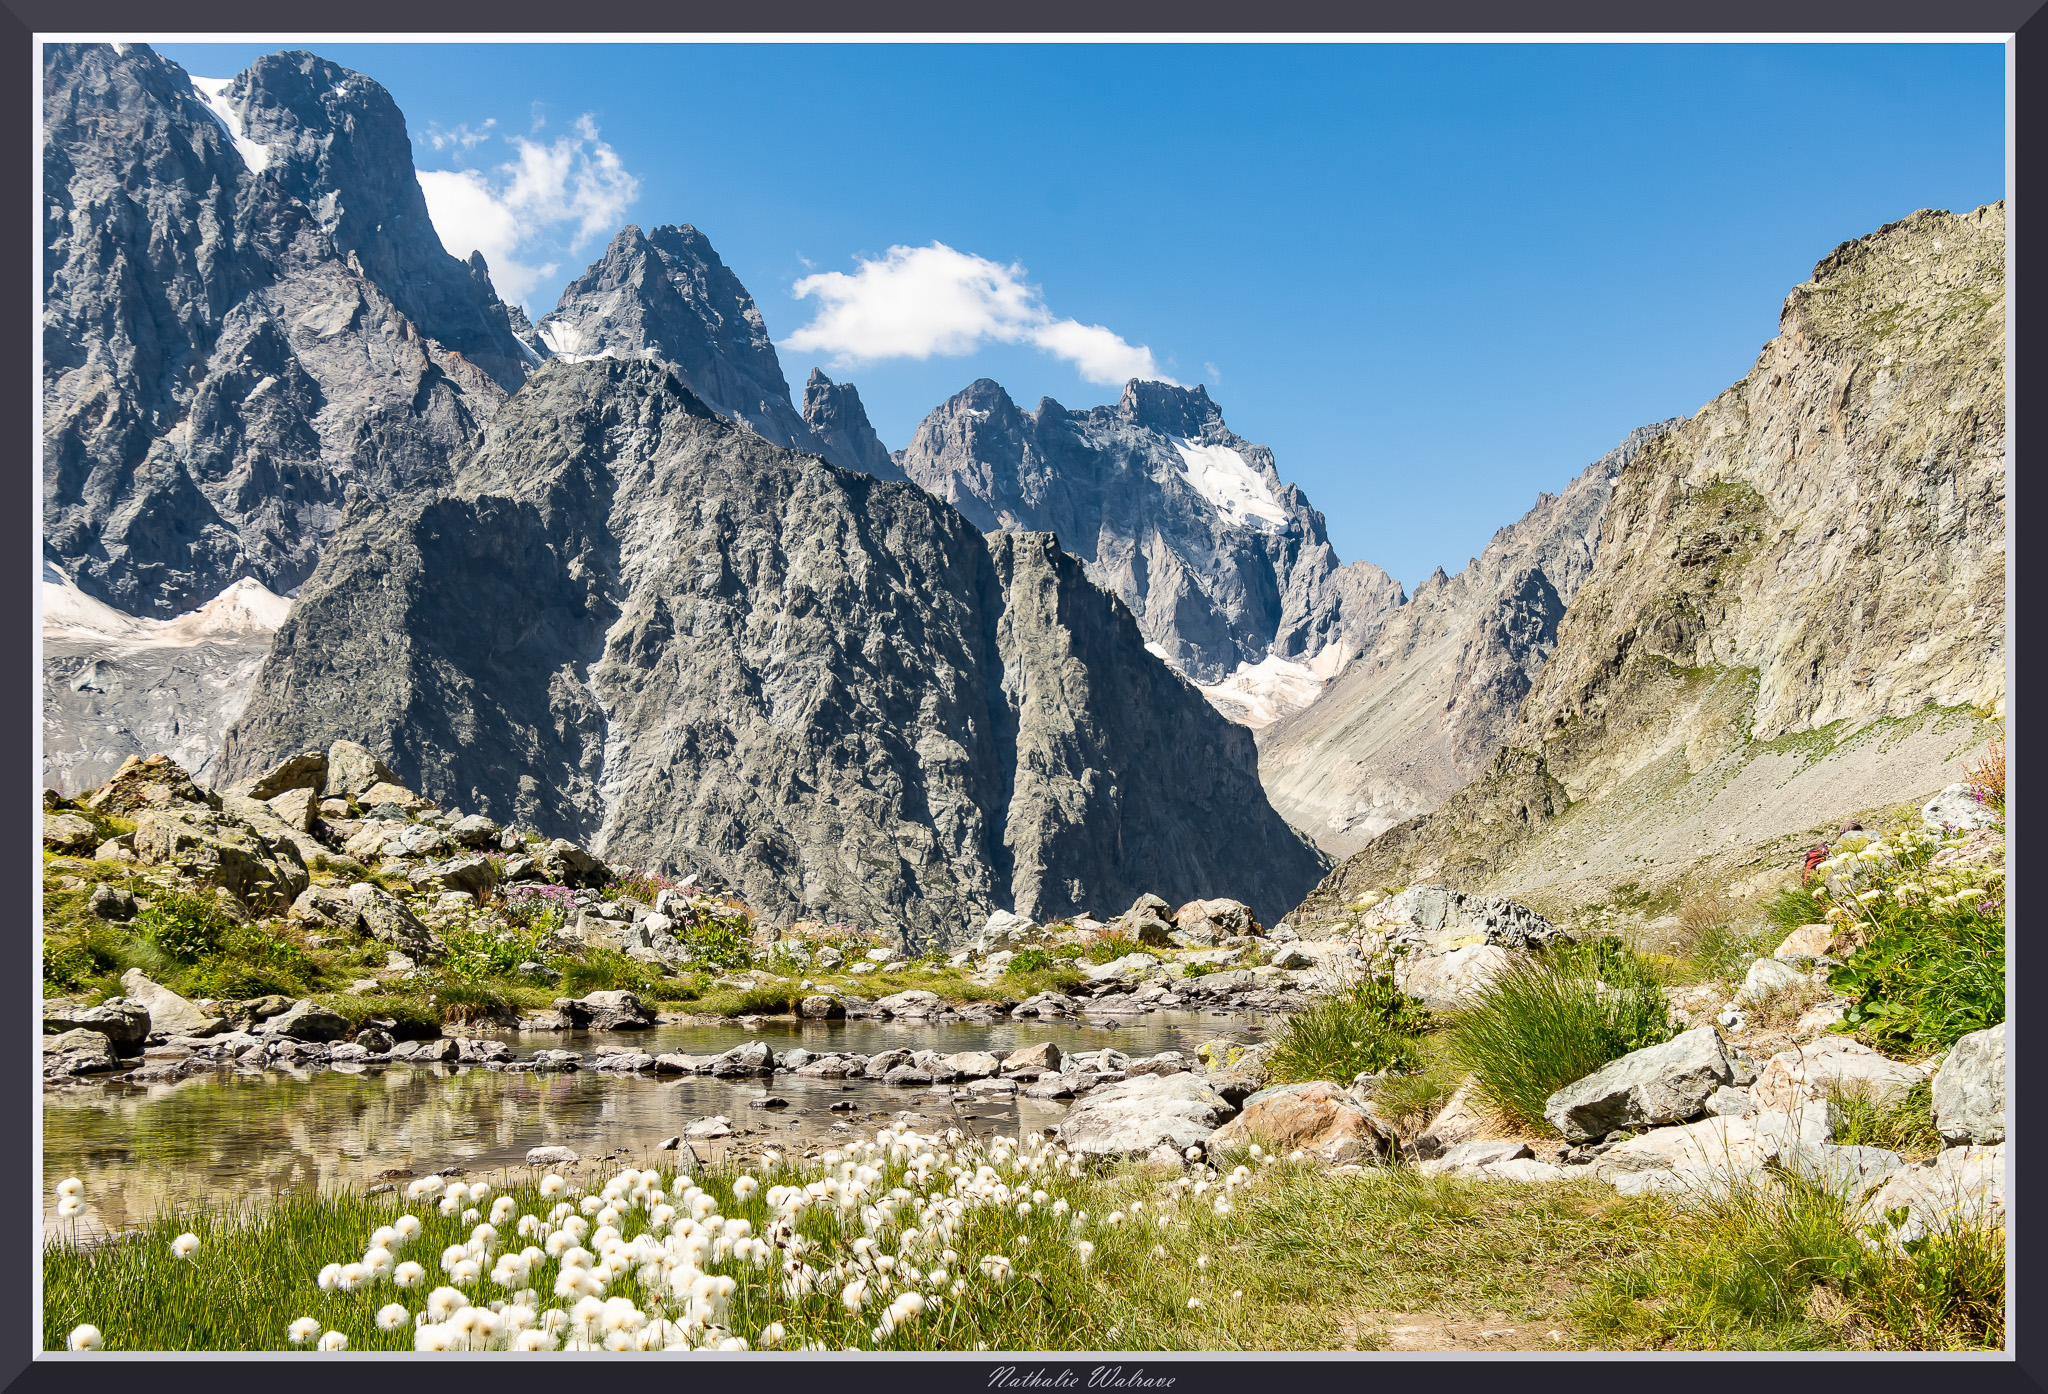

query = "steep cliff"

[896,378,1405,689]
[1259,422,1676,857]
[42,42,528,617]
[1296,204,2006,919]
[222,360,1327,944]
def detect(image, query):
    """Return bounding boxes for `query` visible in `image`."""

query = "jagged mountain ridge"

[896,377,1406,688]
[222,360,1329,944]
[1258,420,1678,858]
[42,42,533,618]
[1296,204,2006,918]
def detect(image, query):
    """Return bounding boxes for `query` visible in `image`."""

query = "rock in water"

[224,359,1326,944]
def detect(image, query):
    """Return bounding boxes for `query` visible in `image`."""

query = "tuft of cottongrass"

[287,1317,321,1345]
[56,1178,83,1199]
[317,1330,348,1350]
[170,1233,199,1261]
[67,1324,101,1351]
[376,1304,410,1332]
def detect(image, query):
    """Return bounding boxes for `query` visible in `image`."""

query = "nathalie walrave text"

[989,1367,1175,1389]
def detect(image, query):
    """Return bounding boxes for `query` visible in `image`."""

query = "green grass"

[1826,1080,1941,1161]
[1266,970,1434,1084]
[1572,1169,2003,1350]
[1448,939,1675,1132]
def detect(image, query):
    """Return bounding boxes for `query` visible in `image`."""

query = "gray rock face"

[44,1028,120,1075]
[1056,1072,1237,1159]
[1259,422,1674,858]
[897,378,1405,688]
[1932,1023,2005,1146]
[1921,782,2001,832]
[41,43,528,618]
[259,999,349,1042]
[1858,1144,2004,1245]
[803,370,906,481]
[555,990,655,1032]
[1298,206,2006,910]
[1544,1027,1739,1142]
[120,969,221,1037]
[222,359,1326,945]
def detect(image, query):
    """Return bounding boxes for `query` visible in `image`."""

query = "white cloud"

[1205,361,1222,383]
[416,114,639,308]
[783,242,1174,388]
[421,118,495,153]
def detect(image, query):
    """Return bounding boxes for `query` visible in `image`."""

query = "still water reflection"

[43,1012,1266,1237]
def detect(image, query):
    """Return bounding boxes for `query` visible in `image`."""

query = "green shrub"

[1005,947,1054,975]
[426,975,510,1023]
[1080,933,1142,964]
[41,937,95,994]
[135,891,234,963]
[185,925,320,1000]
[1450,940,1674,1132]
[1267,970,1435,1084]
[314,993,441,1038]
[731,982,804,1015]
[1052,943,1083,960]
[438,921,553,984]
[558,946,655,997]
[670,904,754,972]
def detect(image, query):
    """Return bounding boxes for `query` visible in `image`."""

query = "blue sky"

[156,41,2007,591]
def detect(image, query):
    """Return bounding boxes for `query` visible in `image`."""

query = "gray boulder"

[1002,1041,1062,1074]
[325,741,399,800]
[554,990,655,1031]
[119,969,221,1036]
[1735,955,1807,1005]
[86,883,138,921]
[1544,1027,1737,1142]
[43,1028,119,1074]
[260,1000,350,1042]
[1420,1139,1534,1177]
[527,1146,580,1166]
[448,814,502,848]
[873,989,945,1017]
[44,999,150,1053]
[1857,1144,2005,1246]
[1751,1037,1924,1114]
[1921,782,2000,832]
[1055,1072,1237,1159]
[347,883,442,961]
[798,995,845,1019]
[977,909,1038,952]
[709,1040,775,1076]
[1931,1023,2005,1146]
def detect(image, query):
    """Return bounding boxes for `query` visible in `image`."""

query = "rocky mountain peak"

[220,50,533,391]
[899,377,1402,691]
[533,222,897,479]
[801,369,906,482]
[1115,379,1225,440]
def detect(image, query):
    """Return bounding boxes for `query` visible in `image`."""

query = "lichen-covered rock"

[131,807,306,910]
[83,755,219,817]
[43,1028,119,1075]
[42,813,99,854]
[1858,1144,2005,1247]
[1921,782,2000,832]
[1931,1023,2005,1146]
[119,969,220,1037]
[346,883,441,960]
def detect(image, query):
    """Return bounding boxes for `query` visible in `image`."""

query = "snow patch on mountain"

[1171,438,1288,528]
[43,562,290,646]
[1193,645,1354,729]
[188,77,271,173]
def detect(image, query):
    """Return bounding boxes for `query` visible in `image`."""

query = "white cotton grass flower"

[491,1197,517,1226]
[67,1324,102,1351]
[393,1261,426,1289]
[316,1263,343,1292]
[316,1331,348,1351]
[460,1208,482,1227]
[363,1246,394,1277]
[426,1286,469,1322]
[170,1232,200,1260]
[1187,1297,1204,1310]
[513,1328,557,1351]
[540,1174,566,1197]
[393,1214,423,1243]
[57,1198,83,1218]
[376,1304,410,1332]
[450,1259,481,1286]
[1075,1240,1095,1265]
[413,1324,452,1352]
[339,1262,369,1291]
[287,1317,322,1345]
[733,1175,759,1201]
[56,1177,83,1199]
